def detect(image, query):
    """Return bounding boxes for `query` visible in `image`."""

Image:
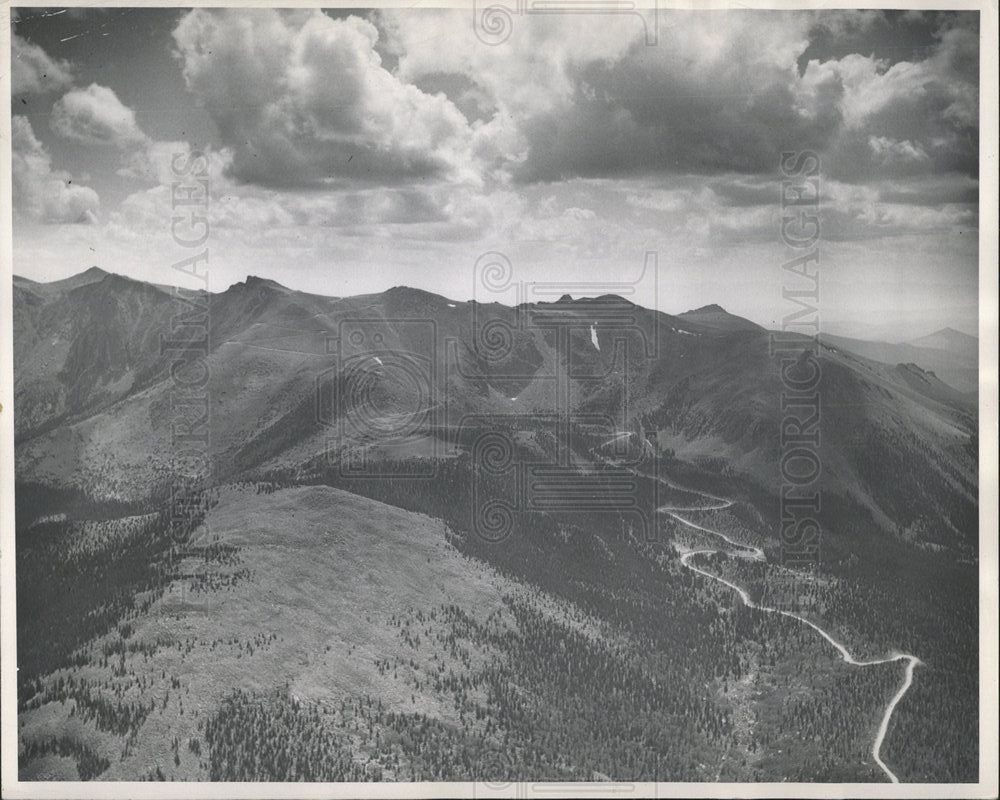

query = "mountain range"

[13,267,978,551]
[11,266,982,784]
[818,329,978,395]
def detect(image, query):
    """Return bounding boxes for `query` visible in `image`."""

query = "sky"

[9,6,981,341]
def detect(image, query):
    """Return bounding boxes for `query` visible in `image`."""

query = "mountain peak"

[907,326,977,353]
[933,326,975,340]
[18,265,116,294]
[676,303,763,333]
[246,274,284,287]
[590,294,633,305]
[382,285,449,303]
[684,303,727,315]
[86,270,169,297]
[231,275,288,293]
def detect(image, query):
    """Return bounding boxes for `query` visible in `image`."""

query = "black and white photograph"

[1,2,997,797]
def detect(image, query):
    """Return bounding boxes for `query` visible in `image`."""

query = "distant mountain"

[12,270,178,436]
[13,268,977,549]
[677,304,763,333]
[13,265,110,296]
[819,331,978,395]
[907,327,978,362]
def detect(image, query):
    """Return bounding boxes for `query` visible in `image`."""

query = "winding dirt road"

[667,503,920,784]
[592,432,920,783]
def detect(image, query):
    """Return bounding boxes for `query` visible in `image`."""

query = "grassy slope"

[17,484,604,780]
[18,466,974,781]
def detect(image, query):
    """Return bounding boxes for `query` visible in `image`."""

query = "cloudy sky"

[9,6,981,339]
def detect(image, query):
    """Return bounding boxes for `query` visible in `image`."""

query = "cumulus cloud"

[170,9,480,189]
[385,10,839,181]
[383,9,671,178]
[384,9,978,187]
[50,83,149,148]
[113,172,494,246]
[117,139,231,186]
[385,10,642,115]
[11,33,75,96]
[523,14,845,181]
[804,18,978,181]
[11,115,100,224]
[13,6,979,259]
[809,9,888,38]
[868,136,930,166]
[618,170,976,245]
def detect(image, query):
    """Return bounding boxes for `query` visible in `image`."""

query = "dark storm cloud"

[503,11,978,186]
[164,6,978,202]
[818,22,979,183]
[514,34,842,182]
